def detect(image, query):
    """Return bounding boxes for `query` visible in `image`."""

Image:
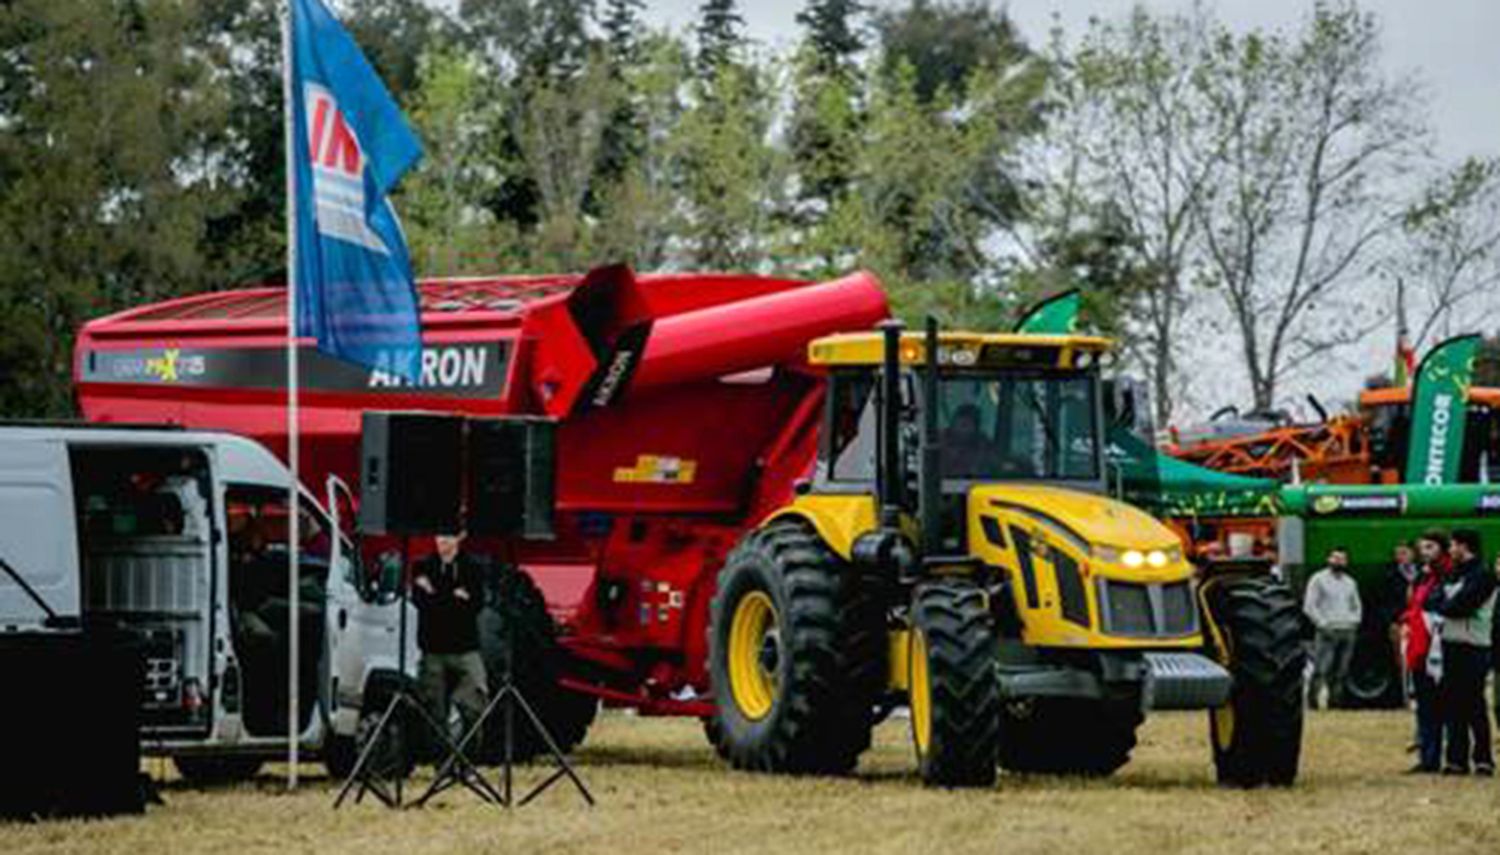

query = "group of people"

[1303,530,1500,775]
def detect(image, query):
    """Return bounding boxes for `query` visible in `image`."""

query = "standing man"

[1403,531,1449,773]
[412,533,489,755]
[1383,543,1419,632]
[1424,529,1496,775]
[1304,547,1363,710]
[1492,551,1500,744]
[1383,543,1419,692]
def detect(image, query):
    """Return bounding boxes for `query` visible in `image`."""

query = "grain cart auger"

[707,319,1306,787]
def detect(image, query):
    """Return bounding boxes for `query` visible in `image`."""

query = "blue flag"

[291,0,423,380]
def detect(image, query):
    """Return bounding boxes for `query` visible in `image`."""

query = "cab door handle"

[337,609,348,630]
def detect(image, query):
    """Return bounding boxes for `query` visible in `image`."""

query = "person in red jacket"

[1404,530,1449,773]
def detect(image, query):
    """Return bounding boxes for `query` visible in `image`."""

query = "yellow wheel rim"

[910,629,932,757]
[1213,705,1235,750]
[727,591,779,721]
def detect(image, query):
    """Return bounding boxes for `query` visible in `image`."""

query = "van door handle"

[337,609,347,630]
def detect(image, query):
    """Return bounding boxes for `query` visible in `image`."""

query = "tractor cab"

[810,327,1111,554]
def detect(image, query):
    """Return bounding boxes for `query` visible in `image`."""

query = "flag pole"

[281,0,302,791]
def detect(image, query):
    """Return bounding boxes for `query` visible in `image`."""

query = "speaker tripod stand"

[414,560,593,808]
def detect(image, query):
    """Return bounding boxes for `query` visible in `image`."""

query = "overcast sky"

[644,0,1498,164]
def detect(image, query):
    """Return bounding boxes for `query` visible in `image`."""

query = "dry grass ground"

[4,709,1499,855]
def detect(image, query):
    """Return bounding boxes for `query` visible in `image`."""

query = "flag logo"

[304,82,388,255]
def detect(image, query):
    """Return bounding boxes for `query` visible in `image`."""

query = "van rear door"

[0,438,80,627]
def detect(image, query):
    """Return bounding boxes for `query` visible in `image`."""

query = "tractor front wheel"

[1202,575,1305,787]
[708,519,883,774]
[909,581,1000,788]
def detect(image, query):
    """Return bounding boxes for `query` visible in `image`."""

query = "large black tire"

[476,567,598,764]
[707,519,884,774]
[1343,628,1403,709]
[997,697,1141,776]
[909,581,1000,788]
[323,734,357,781]
[1203,575,1305,787]
[325,675,415,781]
[172,756,263,786]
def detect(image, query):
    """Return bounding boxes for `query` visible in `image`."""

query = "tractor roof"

[808,331,1112,371]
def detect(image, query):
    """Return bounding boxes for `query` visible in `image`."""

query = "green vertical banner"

[1015,290,1081,334]
[1405,334,1481,485]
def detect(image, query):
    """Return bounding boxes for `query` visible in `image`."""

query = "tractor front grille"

[1097,580,1198,638]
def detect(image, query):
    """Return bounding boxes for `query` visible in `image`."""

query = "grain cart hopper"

[707,320,1306,787]
[74,265,887,759]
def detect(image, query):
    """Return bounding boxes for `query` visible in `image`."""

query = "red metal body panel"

[73,267,889,711]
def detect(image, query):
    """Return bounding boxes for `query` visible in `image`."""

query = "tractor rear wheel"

[997,697,1141,776]
[909,581,1000,788]
[708,519,883,774]
[1203,575,1305,787]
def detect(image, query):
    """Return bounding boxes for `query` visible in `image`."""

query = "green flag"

[1015,290,1081,334]
[1405,334,1481,485]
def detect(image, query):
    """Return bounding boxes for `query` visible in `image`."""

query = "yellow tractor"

[707,319,1305,787]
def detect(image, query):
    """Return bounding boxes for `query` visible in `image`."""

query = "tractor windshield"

[826,370,1101,484]
[935,372,1100,482]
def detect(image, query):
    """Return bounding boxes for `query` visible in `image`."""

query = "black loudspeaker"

[467,417,556,539]
[359,411,464,535]
[0,629,145,819]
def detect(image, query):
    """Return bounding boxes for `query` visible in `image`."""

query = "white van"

[0,425,414,782]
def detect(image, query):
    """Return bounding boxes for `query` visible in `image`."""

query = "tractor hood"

[969,484,1183,553]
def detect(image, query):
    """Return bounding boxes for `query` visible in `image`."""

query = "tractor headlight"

[1121,549,1145,569]
[1146,549,1168,568]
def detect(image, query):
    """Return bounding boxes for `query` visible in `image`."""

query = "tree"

[601,0,644,67]
[1016,8,1215,423]
[1192,1,1425,410]
[695,0,745,78]
[401,46,522,276]
[194,0,285,288]
[460,0,596,81]
[0,0,229,416]
[873,0,1025,104]
[344,0,455,99]
[514,57,620,269]
[595,0,647,191]
[1390,157,1500,349]
[675,62,781,269]
[592,33,693,269]
[797,0,866,81]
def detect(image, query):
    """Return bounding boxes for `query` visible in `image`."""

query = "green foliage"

[675,62,781,269]
[873,0,1028,103]
[695,0,745,78]
[400,46,521,276]
[343,0,453,98]
[601,0,645,66]
[0,0,232,416]
[796,0,866,81]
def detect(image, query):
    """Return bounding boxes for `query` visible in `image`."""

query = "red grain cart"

[74,265,888,745]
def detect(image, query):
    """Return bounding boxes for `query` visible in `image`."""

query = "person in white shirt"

[1303,547,1363,710]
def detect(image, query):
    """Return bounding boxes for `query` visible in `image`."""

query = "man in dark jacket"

[1424,528,1496,775]
[412,534,489,749]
